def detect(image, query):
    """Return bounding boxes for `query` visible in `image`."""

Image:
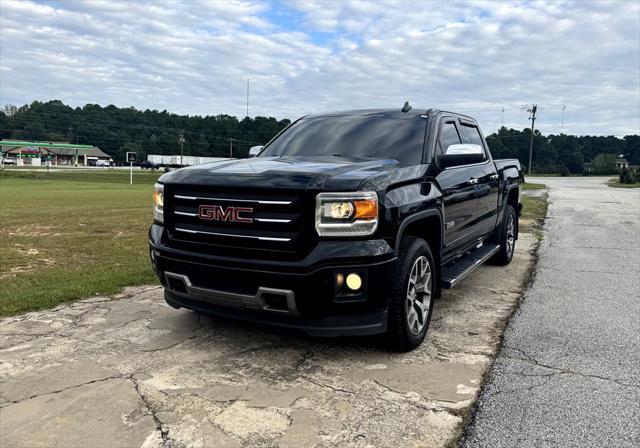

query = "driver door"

[435,118,479,260]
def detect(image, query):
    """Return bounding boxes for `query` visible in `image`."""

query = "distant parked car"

[2,157,17,165]
[140,160,160,170]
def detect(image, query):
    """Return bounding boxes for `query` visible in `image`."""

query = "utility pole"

[179,131,185,167]
[501,106,505,127]
[527,105,537,176]
[246,78,250,118]
[228,138,235,159]
[561,105,566,129]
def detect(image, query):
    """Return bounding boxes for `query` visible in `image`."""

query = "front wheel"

[387,236,436,352]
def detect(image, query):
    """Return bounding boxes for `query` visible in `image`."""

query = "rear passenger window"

[459,124,487,159]
[438,121,461,154]
[460,124,485,147]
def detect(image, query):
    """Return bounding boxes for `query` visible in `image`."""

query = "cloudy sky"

[1,0,638,136]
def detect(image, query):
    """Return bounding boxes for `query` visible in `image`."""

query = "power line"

[4,109,284,141]
[0,111,267,145]
[0,128,263,147]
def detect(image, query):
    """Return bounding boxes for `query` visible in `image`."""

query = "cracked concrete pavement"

[463,177,640,448]
[1,231,537,448]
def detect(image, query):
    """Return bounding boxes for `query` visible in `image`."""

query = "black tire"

[490,204,517,266]
[387,236,436,352]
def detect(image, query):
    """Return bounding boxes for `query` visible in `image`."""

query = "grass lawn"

[0,170,162,316]
[520,183,548,234]
[522,182,546,190]
[521,195,547,221]
[607,178,640,189]
[0,170,550,317]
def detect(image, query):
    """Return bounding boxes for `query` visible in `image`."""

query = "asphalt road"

[0,234,538,447]
[463,177,640,447]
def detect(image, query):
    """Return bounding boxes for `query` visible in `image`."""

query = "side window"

[437,121,461,154]
[459,123,487,158]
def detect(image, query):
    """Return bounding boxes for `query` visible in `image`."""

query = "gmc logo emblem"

[198,205,253,223]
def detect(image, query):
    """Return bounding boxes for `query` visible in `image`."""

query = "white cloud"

[0,0,638,135]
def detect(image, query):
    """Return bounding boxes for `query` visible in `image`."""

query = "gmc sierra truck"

[149,105,522,351]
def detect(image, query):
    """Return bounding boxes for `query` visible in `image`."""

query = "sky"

[1,0,639,136]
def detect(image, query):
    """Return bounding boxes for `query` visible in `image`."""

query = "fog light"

[335,273,344,288]
[345,273,362,291]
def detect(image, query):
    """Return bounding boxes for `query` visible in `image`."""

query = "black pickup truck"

[149,106,522,350]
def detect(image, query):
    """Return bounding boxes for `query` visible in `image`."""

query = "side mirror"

[438,144,484,168]
[248,145,264,158]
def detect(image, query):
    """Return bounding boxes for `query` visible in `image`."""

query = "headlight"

[315,191,378,237]
[153,183,164,224]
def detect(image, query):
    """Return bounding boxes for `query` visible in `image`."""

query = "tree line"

[487,127,638,175]
[0,100,290,162]
[1,100,638,173]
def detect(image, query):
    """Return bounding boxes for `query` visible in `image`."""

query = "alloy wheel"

[506,213,515,258]
[406,255,432,335]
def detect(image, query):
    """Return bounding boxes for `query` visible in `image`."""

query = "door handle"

[468,178,479,185]
[489,174,499,180]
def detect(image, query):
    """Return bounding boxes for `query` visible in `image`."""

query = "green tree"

[1,99,637,168]
[624,135,640,165]
[590,153,617,174]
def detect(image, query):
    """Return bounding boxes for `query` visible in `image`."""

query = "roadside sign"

[126,152,136,185]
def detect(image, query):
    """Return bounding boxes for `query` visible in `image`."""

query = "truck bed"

[494,158,521,171]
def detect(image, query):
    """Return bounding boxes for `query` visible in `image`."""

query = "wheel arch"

[506,184,519,209]
[395,209,443,297]
[497,183,521,225]
[505,184,520,239]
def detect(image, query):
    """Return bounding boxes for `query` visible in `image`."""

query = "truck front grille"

[164,185,315,260]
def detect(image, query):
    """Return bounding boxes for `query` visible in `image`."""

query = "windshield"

[259,113,426,165]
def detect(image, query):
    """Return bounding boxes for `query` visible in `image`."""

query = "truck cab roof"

[304,108,478,124]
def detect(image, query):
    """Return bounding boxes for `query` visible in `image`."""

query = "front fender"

[382,181,443,255]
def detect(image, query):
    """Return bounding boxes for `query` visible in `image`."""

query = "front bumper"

[164,290,388,337]
[149,224,396,336]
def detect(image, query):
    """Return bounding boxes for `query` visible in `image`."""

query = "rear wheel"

[387,236,435,351]
[491,204,517,265]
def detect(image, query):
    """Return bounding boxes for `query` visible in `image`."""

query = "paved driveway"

[463,177,640,447]
[0,230,536,448]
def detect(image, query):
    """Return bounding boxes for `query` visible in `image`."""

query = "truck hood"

[162,156,402,190]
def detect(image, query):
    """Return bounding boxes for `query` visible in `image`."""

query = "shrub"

[619,167,640,184]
